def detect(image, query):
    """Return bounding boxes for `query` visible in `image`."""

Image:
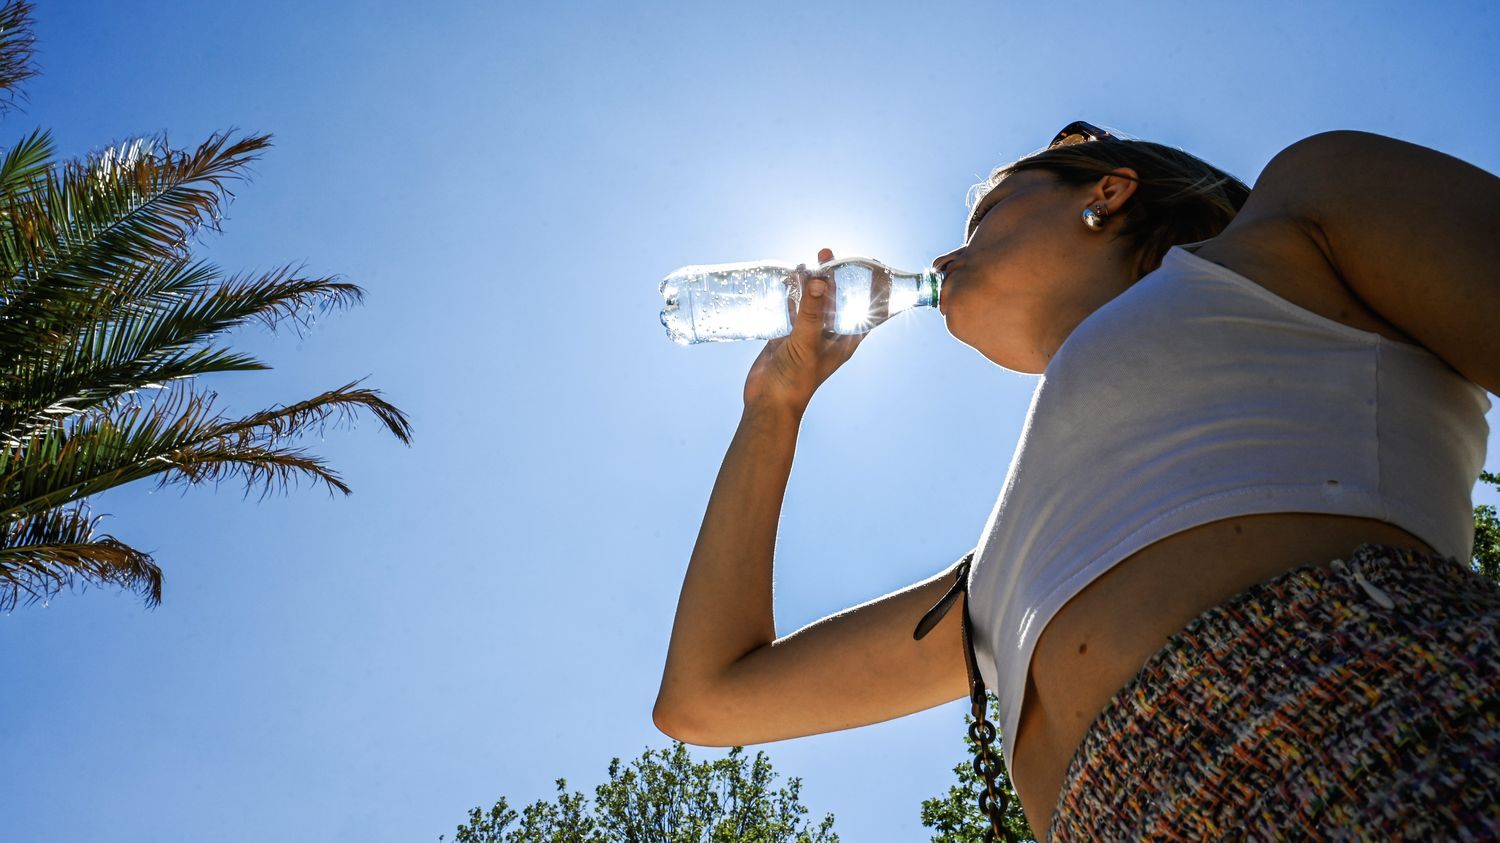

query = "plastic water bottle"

[659,256,942,345]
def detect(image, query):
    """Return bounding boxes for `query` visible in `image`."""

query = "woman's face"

[930,167,1139,373]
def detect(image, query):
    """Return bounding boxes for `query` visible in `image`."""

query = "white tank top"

[966,242,1492,772]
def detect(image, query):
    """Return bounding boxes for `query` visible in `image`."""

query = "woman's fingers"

[815,248,836,335]
[793,273,832,338]
[743,246,861,412]
[785,247,837,342]
[782,249,835,332]
[805,247,836,336]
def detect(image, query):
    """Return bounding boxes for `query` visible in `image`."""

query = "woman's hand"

[743,247,866,416]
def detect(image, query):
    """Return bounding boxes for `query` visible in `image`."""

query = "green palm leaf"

[0,379,411,521]
[0,256,218,376]
[0,130,273,294]
[0,258,363,438]
[0,127,52,200]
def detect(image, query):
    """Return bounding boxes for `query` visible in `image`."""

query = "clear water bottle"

[659,256,942,345]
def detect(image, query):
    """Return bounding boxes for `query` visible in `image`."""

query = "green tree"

[922,470,1500,840]
[0,1,411,610]
[442,742,838,843]
[1472,471,1499,583]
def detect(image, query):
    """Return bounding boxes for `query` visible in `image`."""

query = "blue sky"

[5,2,1499,840]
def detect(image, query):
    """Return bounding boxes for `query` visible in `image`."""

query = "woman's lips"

[938,269,958,314]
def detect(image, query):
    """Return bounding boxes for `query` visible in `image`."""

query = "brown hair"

[968,138,1252,281]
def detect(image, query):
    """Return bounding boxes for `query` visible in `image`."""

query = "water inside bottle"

[831,265,871,333]
[830,263,901,334]
[695,280,793,340]
[661,265,796,343]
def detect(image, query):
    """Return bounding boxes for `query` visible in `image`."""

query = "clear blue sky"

[5,2,1499,840]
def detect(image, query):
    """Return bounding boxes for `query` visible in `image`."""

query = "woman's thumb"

[797,275,830,331]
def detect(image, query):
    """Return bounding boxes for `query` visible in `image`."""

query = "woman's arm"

[653,250,970,747]
[1249,130,1500,394]
[653,400,971,746]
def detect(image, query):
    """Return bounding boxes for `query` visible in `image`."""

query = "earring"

[1082,205,1108,230]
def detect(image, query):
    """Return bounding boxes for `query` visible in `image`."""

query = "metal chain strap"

[912,552,1019,843]
[960,584,1017,842]
[968,684,1013,841]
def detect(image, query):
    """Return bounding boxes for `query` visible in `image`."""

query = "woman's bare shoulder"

[1212,132,1500,390]
[1183,212,1423,346]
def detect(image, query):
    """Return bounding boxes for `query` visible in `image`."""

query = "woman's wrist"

[742,394,807,429]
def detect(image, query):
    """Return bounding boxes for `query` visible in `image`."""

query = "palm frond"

[0,127,53,201]
[202,377,413,448]
[0,345,267,446]
[0,500,161,611]
[0,380,412,519]
[0,259,363,437]
[0,386,250,518]
[0,256,218,366]
[0,51,411,609]
[162,442,350,500]
[0,130,272,291]
[0,1,38,114]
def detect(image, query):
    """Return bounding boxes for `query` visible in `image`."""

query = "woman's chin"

[942,314,978,353]
[938,287,957,320]
[946,323,1036,373]
[938,308,958,338]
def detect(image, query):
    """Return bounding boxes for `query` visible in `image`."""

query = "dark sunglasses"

[964,121,1122,240]
[1048,120,1119,149]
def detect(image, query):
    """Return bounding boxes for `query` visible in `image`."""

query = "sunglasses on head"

[963,121,1123,240]
[1048,120,1119,149]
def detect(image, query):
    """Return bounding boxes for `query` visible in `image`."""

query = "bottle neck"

[916,269,941,308]
[816,257,941,317]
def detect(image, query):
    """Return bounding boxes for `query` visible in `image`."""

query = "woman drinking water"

[654,122,1499,839]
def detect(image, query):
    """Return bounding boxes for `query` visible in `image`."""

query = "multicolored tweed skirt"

[1049,542,1500,841]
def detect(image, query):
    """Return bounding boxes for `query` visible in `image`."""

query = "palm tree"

[0,0,412,610]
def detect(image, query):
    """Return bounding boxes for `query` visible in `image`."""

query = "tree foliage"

[1472,471,1499,583]
[0,0,411,610]
[442,742,838,843]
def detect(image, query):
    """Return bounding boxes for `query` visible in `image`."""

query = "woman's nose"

[931,247,963,274]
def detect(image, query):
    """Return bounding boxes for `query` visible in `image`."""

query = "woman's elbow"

[651,693,738,747]
[651,697,693,743]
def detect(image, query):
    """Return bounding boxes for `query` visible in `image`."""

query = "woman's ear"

[1093,167,1140,213]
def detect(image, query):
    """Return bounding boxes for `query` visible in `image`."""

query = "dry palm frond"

[0,1,38,115]
[0,500,161,610]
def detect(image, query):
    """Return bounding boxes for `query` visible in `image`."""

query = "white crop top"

[965,242,1492,772]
